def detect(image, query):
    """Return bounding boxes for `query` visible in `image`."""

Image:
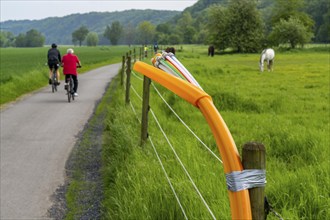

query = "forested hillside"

[0,10,180,45]
[171,0,328,44]
[0,0,328,48]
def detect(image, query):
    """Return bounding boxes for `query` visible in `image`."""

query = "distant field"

[100,45,329,219]
[0,46,131,105]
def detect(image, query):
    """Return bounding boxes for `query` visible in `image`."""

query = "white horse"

[259,48,275,72]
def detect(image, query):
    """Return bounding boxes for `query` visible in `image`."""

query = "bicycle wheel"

[67,82,71,103]
[52,82,57,92]
[52,69,57,93]
[70,78,75,101]
[67,89,71,102]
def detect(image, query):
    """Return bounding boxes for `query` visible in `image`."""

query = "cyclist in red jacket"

[61,48,81,97]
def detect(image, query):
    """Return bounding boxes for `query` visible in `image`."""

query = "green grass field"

[1,45,328,219]
[0,46,131,105]
[101,45,329,219]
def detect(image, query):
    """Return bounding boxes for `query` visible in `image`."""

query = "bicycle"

[65,65,81,103]
[51,64,60,93]
[65,75,75,103]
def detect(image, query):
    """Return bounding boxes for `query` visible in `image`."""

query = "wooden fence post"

[140,76,151,146]
[134,48,136,63]
[125,56,131,105]
[242,142,266,220]
[121,56,125,86]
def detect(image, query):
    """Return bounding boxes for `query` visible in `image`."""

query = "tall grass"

[0,46,130,105]
[102,45,329,219]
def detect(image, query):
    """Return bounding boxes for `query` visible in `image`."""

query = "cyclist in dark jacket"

[47,43,61,85]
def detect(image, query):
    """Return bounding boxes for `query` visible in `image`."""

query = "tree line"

[1,0,328,51]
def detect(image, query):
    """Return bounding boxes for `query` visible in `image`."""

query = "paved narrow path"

[0,63,120,219]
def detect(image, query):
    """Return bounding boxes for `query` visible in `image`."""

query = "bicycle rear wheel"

[67,82,71,103]
[70,77,75,101]
[52,70,57,93]
[67,89,71,102]
[52,82,57,93]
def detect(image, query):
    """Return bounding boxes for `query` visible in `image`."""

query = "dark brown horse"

[208,45,215,57]
[165,47,176,55]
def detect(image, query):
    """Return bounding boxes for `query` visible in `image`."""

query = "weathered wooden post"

[140,76,151,146]
[242,142,266,220]
[125,56,131,105]
[121,56,125,86]
[133,48,136,63]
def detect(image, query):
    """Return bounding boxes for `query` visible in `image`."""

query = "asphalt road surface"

[0,63,120,219]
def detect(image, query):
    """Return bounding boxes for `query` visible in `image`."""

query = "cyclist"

[47,43,61,85]
[61,48,81,97]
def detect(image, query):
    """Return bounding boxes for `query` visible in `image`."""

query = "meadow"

[101,45,329,219]
[1,45,328,219]
[0,46,130,105]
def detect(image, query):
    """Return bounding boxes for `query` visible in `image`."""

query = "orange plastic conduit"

[133,61,252,219]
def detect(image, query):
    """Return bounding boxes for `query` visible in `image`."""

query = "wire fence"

[119,48,281,220]
[129,73,218,219]
[121,50,222,218]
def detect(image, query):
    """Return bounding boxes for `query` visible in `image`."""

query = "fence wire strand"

[130,67,218,219]
[149,108,217,220]
[151,83,223,164]
[131,70,222,163]
[149,135,189,220]
[128,95,188,220]
[132,70,144,81]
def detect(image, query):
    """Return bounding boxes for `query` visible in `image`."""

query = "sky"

[0,0,198,22]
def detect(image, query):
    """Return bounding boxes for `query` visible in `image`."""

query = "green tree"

[104,21,123,45]
[193,29,208,44]
[14,29,44,47]
[86,32,99,46]
[207,0,264,52]
[15,33,26,47]
[271,0,314,32]
[192,10,209,44]
[177,12,196,44]
[168,34,181,45]
[0,31,15,47]
[206,5,229,51]
[155,33,169,45]
[156,23,171,35]
[103,25,111,44]
[155,23,173,45]
[305,0,329,43]
[109,21,123,45]
[25,29,45,47]
[72,26,89,46]
[0,33,6,47]
[316,10,330,42]
[123,22,135,46]
[269,17,313,48]
[226,0,264,52]
[136,21,156,45]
